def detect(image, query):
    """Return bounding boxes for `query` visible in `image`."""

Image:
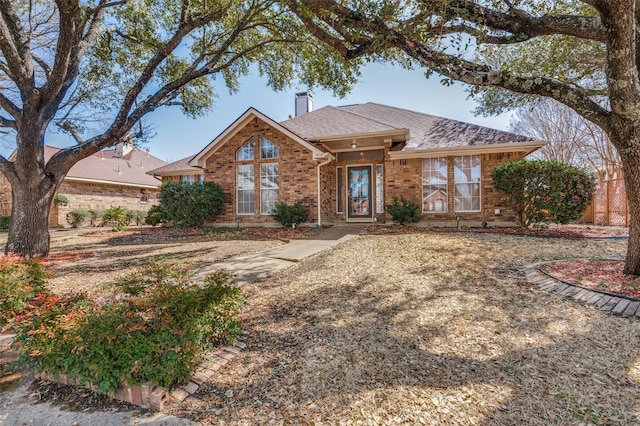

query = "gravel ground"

[168,232,638,425]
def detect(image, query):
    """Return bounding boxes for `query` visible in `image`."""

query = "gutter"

[316,155,332,227]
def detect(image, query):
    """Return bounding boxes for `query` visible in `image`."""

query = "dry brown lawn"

[2,228,639,425]
[177,232,638,425]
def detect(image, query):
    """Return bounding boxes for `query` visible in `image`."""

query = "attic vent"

[399,159,408,166]
[495,153,504,160]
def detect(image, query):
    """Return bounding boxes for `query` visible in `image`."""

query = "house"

[147,155,205,183]
[150,93,546,226]
[1,144,167,226]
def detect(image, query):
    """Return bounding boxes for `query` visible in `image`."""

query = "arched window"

[260,138,279,159]
[237,139,254,161]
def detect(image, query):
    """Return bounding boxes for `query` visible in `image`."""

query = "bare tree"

[512,98,621,178]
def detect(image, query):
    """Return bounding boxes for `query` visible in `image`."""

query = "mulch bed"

[541,259,640,299]
[41,251,95,267]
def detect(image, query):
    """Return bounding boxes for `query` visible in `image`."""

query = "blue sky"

[1,62,514,163]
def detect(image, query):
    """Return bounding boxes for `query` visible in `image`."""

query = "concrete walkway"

[191,225,366,284]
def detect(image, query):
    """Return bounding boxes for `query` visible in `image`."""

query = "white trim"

[421,157,449,214]
[389,141,547,159]
[63,176,160,189]
[336,166,344,214]
[346,164,374,222]
[189,108,331,168]
[453,154,482,213]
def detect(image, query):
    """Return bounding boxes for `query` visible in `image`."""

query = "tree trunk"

[5,179,57,258]
[621,153,640,275]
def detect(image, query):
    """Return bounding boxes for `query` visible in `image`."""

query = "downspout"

[316,156,332,227]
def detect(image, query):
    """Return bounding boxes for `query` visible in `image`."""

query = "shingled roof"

[280,102,535,151]
[45,145,166,188]
[147,155,202,176]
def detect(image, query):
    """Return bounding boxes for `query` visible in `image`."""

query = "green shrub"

[88,209,105,227]
[153,181,227,228]
[0,215,9,229]
[386,196,421,225]
[125,210,144,226]
[145,205,163,226]
[52,194,69,206]
[0,255,50,329]
[66,210,90,228]
[13,262,244,393]
[492,160,597,227]
[102,206,128,231]
[270,202,310,227]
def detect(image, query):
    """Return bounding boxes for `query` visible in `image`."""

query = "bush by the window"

[12,261,244,393]
[386,196,421,225]
[151,181,227,228]
[271,202,309,227]
[102,206,128,231]
[66,210,90,228]
[492,159,597,227]
[0,215,9,229]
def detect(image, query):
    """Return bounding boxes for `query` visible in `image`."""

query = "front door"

[347,165,372,220]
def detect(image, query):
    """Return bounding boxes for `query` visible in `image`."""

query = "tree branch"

[0,0,35,90]
[0,91,20,121]
[0,114,16,129]
[56,120,84,144]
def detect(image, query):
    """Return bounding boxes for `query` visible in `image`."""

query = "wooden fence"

[578,178,630,226]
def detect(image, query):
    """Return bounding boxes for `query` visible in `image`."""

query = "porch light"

[351,140,357,149]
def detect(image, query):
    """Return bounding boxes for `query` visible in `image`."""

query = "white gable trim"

[188,108,332,168]
[388,141,547,159]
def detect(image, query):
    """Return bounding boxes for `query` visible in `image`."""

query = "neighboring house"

[147,155,205,183]
[1,144,167,226]
[150,94,546,226]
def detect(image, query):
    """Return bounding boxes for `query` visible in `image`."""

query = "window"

[198,174,205,183]
[260,164,279,214]
[237,139,254,161]
[260,138,279,159]
[180,175,195,183]
[422,157,448,212]
[376,164,384,214]
[454,155,481,212]
[140,190,148,203]
[336,167,344,213]
[236,165,254,214]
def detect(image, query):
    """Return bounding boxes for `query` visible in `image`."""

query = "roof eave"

[64,176,161,189]
[308,128,409,143]
[388,140,547,159]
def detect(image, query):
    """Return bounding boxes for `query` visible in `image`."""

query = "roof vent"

[295,91,313,117]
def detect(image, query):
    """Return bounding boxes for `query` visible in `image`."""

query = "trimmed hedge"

[0,215,9,229]
[492,159,597,227]
[147,181,227,228]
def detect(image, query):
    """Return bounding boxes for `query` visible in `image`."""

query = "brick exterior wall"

[385,151,526,224]
[204,117,319,225]
[202,116,527,226]
[52,181,159,227]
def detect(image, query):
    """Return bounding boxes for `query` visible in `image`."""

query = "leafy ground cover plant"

[66,210,90,228]
[0,215,9,229]
[9,259,244,393]
[0,254,50,329]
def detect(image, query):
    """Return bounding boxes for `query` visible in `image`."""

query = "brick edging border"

[35,341,246,410]
[524,263,640,318]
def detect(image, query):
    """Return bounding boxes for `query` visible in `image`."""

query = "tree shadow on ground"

[183,234,639,425]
